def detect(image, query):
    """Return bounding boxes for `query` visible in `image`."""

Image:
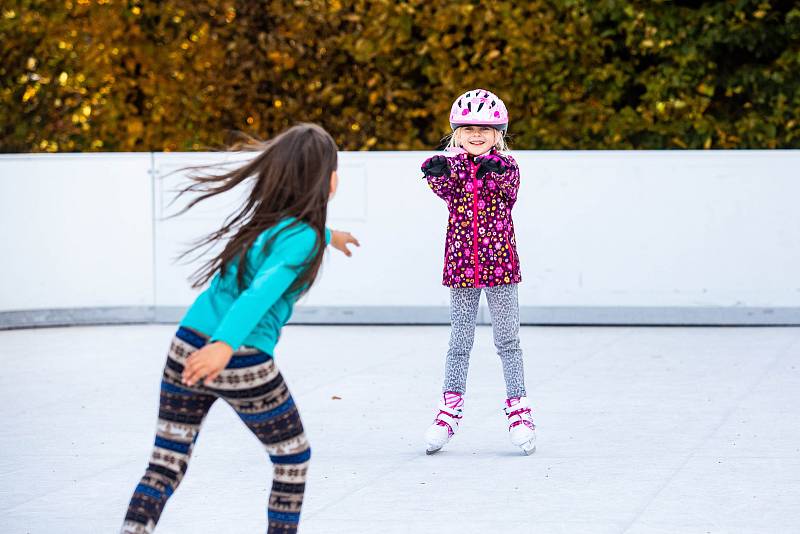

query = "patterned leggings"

[444,283,526,398]
[121,327,310,534]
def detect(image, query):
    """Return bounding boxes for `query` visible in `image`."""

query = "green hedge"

[2,0,798,151]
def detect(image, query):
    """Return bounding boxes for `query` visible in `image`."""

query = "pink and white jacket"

[425,148,522,288]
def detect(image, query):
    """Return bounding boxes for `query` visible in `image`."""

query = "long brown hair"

[177,123,337,296]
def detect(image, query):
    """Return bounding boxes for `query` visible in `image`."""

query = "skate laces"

[434,391,464,437]
[443,391,464,410]
[504,396,535,431]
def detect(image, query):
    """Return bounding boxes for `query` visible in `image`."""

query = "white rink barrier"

[1,150,799,327]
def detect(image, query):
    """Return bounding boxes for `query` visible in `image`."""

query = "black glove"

[475,154,509,179]
[421,155,450,177]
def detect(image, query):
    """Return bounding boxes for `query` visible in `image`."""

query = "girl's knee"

[267,434,311,465]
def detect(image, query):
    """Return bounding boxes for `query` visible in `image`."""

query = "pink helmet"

[449,89,509,132]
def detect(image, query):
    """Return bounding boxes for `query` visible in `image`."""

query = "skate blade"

[520,442,536,455]
[426,445,442,455]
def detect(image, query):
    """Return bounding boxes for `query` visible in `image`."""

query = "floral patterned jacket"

[425,147,521,288]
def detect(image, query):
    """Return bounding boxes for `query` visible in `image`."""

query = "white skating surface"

[1,324,799,534]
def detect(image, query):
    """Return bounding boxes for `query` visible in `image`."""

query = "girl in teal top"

[122,123,359,534]
[180,219,334,357]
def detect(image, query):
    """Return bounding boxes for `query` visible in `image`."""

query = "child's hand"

[182,341,234,387]
[421,155,450,177]
[331,230,360,257]
[475,154,508,178]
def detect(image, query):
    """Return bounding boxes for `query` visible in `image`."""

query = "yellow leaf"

[22,85,38,102]
[127,119,144,136]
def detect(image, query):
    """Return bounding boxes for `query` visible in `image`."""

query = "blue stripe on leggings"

[154,436,190,454]
[176,328,272,367]
[269,448,311,465]
[175,327,207,348]
[238,397,295,423]
[226,352,272,368]
[135,483,163,500]
[267,510,301,523]
[160,380,195,396]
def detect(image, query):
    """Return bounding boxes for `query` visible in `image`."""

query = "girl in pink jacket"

[422,89,536,455]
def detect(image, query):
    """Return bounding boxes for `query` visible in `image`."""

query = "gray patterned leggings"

[443,284,526,398]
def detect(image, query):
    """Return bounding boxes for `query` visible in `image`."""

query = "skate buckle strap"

[434,403,463,437]
[504,397,535,431]
[504,406,530,417]
[436,404,463,423]
[507,411,535,431]
[508,418,535,431]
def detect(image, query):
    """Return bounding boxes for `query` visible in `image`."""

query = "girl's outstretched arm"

[476,154,520,206]
[422,155,454,202]
[330,230,360,257]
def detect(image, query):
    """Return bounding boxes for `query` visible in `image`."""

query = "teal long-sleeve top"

[180,219,331,355]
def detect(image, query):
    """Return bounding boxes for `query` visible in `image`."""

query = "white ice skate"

[424,392,464,455]
[504,396,536,455]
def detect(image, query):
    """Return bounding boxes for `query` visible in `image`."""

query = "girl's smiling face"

[459,125,498,156]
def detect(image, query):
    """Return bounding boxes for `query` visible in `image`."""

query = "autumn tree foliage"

[1,0,798,152]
